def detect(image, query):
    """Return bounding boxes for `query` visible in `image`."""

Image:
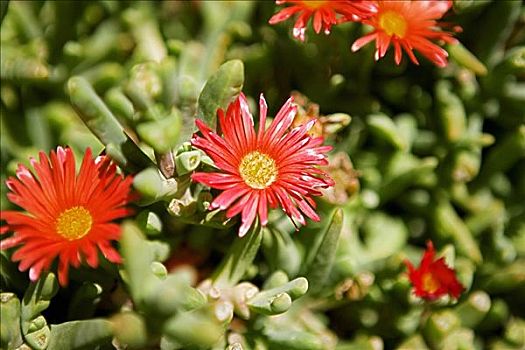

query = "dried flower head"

[321,152,360,205]
[291,91,351,140]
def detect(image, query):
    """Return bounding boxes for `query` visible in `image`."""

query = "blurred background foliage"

[1,1,524,349]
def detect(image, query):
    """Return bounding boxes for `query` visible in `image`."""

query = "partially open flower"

[290,91,325,138]
[191,93,334,237]
[269,0,377,41]
[0,147,134,286]
[351,0,460,67]
[320,152,360,205]
[290,91,351,140]
[404,241,464,300]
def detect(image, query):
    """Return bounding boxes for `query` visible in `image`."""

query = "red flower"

[1,147,133,286]
[191,93,334,237]
[351,0,460,67]
[269,0,377,41]
[404,241,464,300]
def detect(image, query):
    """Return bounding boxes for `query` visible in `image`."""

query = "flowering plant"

[1,1,523,349]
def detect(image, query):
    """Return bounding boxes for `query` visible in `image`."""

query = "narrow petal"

[351,32,378,52]
[258,191,269,226]
[268,5,301,24]
[211,185,251,210]
[257,94,268,143]
[191,172,242,190]
[239,193,259,237]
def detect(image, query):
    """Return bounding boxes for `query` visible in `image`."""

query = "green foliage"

[303,208,344,295]
[1,1,524,349]
[197,60,245,130]
[47,320,113,350]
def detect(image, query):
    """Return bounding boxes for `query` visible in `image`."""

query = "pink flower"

[351,0,460,67]
[191,93,334,236]
[269,0,377,41]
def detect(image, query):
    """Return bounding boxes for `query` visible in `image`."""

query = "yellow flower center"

[56,206,93,240]
[239,151,278,189]
[422,272,440,293]
[379,10,407,38]
[301,1,327,9]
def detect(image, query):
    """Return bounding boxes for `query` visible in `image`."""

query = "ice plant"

[404,241,464,300]
[0,147,133,286]
[269,0,377,41]
[191,93,334,237]
[351,0,460,67]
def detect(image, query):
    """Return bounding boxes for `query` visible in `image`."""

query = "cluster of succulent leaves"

[1,1,524,350]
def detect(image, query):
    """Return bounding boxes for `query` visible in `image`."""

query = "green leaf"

[67,76,153,172]
[163,310,222,348]
[144,274,207,317]
[21,273,58,334]
[212,222,263,287]
[448,42,488,76]
[367,113,407,151]
[435,80,466,143]
[0,293,23,350]
[176,74,199,150]
[433,197,483,264]
[136,109,182,153]
[264,328,324,350]
[67,283,103,320]
[197,60,244,130]
[395,334,429,350]
[361,212,408,262]
[455,291,491,328]
[303,208,344,294]
[262,227,301,277]
[47,320,113,350]
[174,150,201,176]
[472,0,522,66]
[452,0,491,13]
[132,167,180,205]
[68,76,126,145]
[1,51,49,82]
[337,335,385,350]
[473,126,525,189]
[119,222,159,306]
[110,312,148,350]
[19,274,58,350]
[247,277,308,316]
[378,152,438,204]
[423,310,461,349]
[122,5,167,63]
[482,260,525,293]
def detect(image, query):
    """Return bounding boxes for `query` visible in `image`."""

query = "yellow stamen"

[379,10,407,38]
[422,272,440,293]
[239,151,278,189]
[301,1,327,9]
[56,206,93,240]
